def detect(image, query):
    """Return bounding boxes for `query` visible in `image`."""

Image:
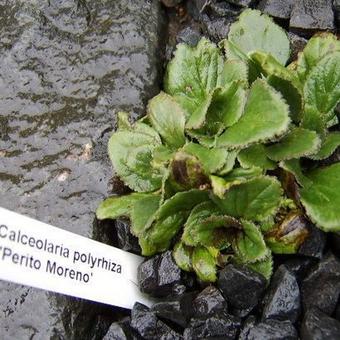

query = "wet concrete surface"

[0,0,165,338]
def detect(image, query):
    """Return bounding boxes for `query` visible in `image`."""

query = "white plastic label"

[0,207,151,309]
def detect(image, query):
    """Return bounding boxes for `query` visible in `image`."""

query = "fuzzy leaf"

[96,193,150,220]
[182,143,231,173]
[310,132,340,160]
[296,33,340,83]
[228,9,290,65]
[192,246,217,282]
[141,190,210,255]
[266,127,321,161]
[300,163,340,232]
[216,151,239,176]
[108,122,163,192]
[232,220,268,263]
[303,52,340,122]
[173,242,193,272]
[148,92,185,149]
[182,201,240,248]
[279,159,311,187]
[220,59,248,86]
[265,212,309,254]
[238,144,277,170]
[213,176,282,222]
[246,251,273,281]
[217,80,290,149]
[164,38,223,126]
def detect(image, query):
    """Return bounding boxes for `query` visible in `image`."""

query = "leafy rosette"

[97,9,340,282]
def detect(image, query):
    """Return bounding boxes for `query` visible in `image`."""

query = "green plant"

[96,9,340,282]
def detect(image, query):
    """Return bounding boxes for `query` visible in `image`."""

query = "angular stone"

[302,254,340,315]
[301,307,340,340]
[0,1,165,337]
[200,15,232,42]
[290,0,335,33]
[103,317,139,340]
[184,311,241,340]
[329,232,340,258]
[283,257,316,282]
[138,251,183,298]
[246,319,298,340]
[258,0,294,19]
[193,286,228,317]
[176,27,202,47]
[226,0,255,7]
[288,32,308,62]
[298,222,326,259]
[262,265,301,323]
[239,316,257,340]
[131,303,182,340]
[218,264,266,317]
[115,218,141,254]
[151,292,196,328]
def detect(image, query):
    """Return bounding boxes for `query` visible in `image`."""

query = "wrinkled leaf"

[108,122,163,192]
[266,127,321,161]
[164,38,223,125]
[232,220,268,263]
[213,176,282,221]
[228,9,290,65]
[217,80,290,149]
[220,59,248,86]
[296,33,340,83]
[238,144,277,170]
[310,132,340,160]
[300,163,340,232]
[173,242,193,272]
[265,212,309,254]
[192,246,217,282]
[148,92,186,149]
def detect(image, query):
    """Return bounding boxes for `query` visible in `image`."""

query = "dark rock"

[138,251,182,298]
[0,0,165,338]
[302,253,340,315]
[176,27,202,47]
[288,32,308,62]
[115,219,141,254]
[193,285,228,317]
[239,316,257,340]
[208,1,241,17]
[151,292,196,328]
[103,317,140,340]
[334,0,340,28]
[131,303,182,340]
[218,264,266,317]
[329,232,340,258]
[290,0,335,33]
[336,303,340,322]
[298,222,326,259]
[301,307,340,340]
[283,257,316,282]
[226,0,255,7]
[258,0,294,19]
[161,0,182,7]
[246,319,298,340]
[200,14,233,42]
[262,265,301,323]
[184,311,241,340]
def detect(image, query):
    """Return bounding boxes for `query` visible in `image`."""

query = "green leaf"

[296,33,340,83]
[266,127,321,161]
[303,52,340,122]
[217,80,290,149]
[310,132,340,160]
[213,176,282,222]
[130,195,161,236]
[192,246,217,282]
[228,9,290,65]
[148,92,186,149]
[141,190,210,255]
[108,122,163,192]
[238,144,277,170]
[216,150,239,176]
[96,193,150,220]
[164,38,223,126]
[117,111,131,130]
[265,212,309,254]
[220,59,248,86]
[279,159,311,187]
[182,143,234,174]
[246,251,273,281]
[173,241,193,272]
[232,220,268,263]
[182,201,240,248]
[300,163,340,232]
